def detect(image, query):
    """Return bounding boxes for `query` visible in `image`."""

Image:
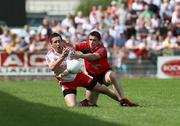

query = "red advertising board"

[1,53,25,67]
[27,53,47,67]
[158,56,180,78]
[0,52,52,75]
[161,60,180,77]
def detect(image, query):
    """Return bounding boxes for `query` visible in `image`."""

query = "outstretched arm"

[73,51,100,61]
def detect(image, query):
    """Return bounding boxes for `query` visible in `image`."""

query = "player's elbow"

[49,65,56,71]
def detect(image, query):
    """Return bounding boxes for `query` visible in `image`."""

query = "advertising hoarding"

[157,56,180,78]
[0,52,53,76]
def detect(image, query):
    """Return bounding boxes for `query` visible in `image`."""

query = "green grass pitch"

[0,79,180,126]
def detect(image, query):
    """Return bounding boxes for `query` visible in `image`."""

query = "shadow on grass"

[0,91,124,126]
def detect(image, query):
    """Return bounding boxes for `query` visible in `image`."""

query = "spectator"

[89,6,98,25]
[110,1,119,16]
[147,33,164,64]
[102,31,114,48]
[75,11,85,25]
[117,3,128,26]
[151,13,161,29]
[82,17,93,35]
[116,0,126,9]
[125,35,138,60]
[160,0,173,21]
[134,37,148,64]
[21,24,31,44]
[96,5,104,24]
[125,13,136,39]
[29,33,37,53]
[51,20,61,33]
[125,35,138,50]
[132,0,144,13]
[38,18,52,37]
[139,4,154,24]
[171,4,180,35]
[147,0,160,14]
[0,29,11,50]
[136,21,149,41]
[17,36,29,53]
[162,30,177,48]
[114,31,127,48]
[5,34,18,54]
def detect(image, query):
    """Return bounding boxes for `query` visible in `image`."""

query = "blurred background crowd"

[0,0,180,70]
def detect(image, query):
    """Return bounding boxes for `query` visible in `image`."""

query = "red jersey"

[75,42,110,76]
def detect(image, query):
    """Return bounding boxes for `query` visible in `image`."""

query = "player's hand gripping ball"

[67,59,82,74]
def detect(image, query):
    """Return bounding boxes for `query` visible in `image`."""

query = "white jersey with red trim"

[45,48,77,83]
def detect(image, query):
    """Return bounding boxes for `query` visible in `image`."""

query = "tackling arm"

[74,51,100,61]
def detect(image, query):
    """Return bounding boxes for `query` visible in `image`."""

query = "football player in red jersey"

[74,31,138,107]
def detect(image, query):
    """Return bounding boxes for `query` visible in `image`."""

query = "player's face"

[88,35,100,50]
[51,36,66,53]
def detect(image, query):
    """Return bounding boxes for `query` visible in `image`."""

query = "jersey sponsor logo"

[161,60,180,77]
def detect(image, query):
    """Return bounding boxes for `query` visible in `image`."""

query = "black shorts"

[62,78,97,97]
[63,89,77,97]
[89,69,111,87]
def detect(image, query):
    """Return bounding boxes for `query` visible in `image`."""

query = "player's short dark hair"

[49,32,63,43]
[89,31,101,41]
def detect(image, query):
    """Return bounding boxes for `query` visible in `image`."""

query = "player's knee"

[109,71,117,80]
[66,103,77,107]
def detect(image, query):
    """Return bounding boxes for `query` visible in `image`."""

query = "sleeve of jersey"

[45,55,55,68]
[75,42,86,51]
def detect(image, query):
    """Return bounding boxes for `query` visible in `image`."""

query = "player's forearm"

[50,56,66,71]
[61,69,69,76]
[56,69,69,79]
[81,53,100,61]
